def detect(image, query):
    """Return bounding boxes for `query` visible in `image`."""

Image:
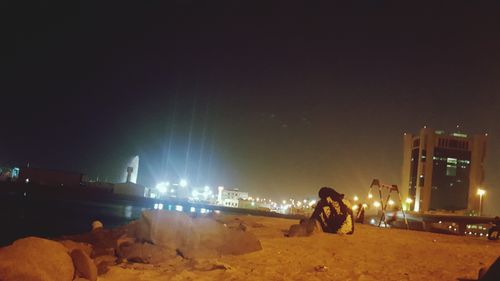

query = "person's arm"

[310,200,324,220]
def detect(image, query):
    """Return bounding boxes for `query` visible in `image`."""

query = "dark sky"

[2,1,500,214]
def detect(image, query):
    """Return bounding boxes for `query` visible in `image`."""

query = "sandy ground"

[100,214,499,281]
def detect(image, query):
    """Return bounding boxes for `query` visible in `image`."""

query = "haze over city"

[2,2,499,215]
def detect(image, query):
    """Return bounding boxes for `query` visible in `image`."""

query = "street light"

[477,188,486,216]
[179,179,188,187]
[156,182,170,193]
[353,195,359,202]
[404,197,413,211]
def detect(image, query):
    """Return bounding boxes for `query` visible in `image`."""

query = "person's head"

[318,187,344,200]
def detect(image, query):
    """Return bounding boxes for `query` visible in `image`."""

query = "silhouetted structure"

[19,167,84,187]
[401,127,487,213]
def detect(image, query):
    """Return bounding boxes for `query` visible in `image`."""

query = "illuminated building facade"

[401,127,487,213]
[218,188,249,208]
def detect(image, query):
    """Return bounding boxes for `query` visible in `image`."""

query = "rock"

[59,240,93,257]
[134,210,262,259]
[314,265,329,272]
[218,230,262,255]
[223,219,248,231]
[135,210,199,251]
[93,255,116,275]
[60,227,126,258]
[287,224,305,237]
[180,217,261,258]
[71,249,97,281]
[117,242,177,264]
[116,235,136,250]
[0,236,74,281]
[251,222,265,228]
[193,260,233,271]
[287,218,321,237]
[185,218,227,257]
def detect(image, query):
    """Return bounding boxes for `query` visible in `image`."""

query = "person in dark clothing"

[310,187,354,234]
[487,216,499,241]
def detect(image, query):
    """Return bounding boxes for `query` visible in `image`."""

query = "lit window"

[446,158,457,176]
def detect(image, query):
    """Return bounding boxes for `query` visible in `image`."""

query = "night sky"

[2,2,500,214]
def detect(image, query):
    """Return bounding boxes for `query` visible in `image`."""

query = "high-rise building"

[401,127,487,213]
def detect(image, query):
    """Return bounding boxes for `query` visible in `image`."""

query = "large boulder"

[135,210,199,251]
[186,217,261,257]
[181,217,228,258]
[133,210,262,259]
[0,237,75,281]
[218,230,262,255]
[117,242,177,264]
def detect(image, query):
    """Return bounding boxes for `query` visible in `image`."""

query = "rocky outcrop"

[93,255,117,275]
[71,248,98,281]
[0,237,75,281]
[0,210,263,280]
[117,241,177,263]
[133,210,262,259]
[59,240,93,257]
[135,210,199,251]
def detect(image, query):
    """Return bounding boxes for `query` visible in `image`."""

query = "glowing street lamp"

[368,193,373,199]
[373,201,381,208]
[388,199,395,206]
[404,197,413,211]
[353,196,359,202]
[179,179,188,187]
[477,188,486,216]
[156,182,170,193]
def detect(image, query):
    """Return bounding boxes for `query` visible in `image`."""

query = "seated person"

[488,216,500,241]
[310,187,354,234]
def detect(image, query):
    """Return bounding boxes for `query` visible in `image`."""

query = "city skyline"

[2,2,500,215]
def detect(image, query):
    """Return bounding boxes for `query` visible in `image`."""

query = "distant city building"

[121,155,139,184]
[0,166,19,181]
[401,127,487,213]
[218,187,249,208]
[18,167,85,187]
[113,182,148,197]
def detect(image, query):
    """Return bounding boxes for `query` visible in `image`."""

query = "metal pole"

[397,192,409,230]
[479,194,483,216]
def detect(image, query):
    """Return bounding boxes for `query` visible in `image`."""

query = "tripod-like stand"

[368,179,409,230]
